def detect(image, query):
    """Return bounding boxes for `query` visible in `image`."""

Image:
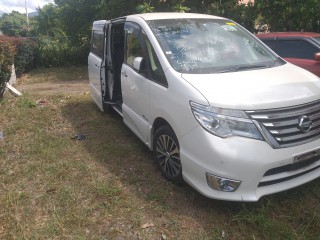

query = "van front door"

[121,22,150,144]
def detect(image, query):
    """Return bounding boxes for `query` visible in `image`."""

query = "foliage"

[173,4,190,13]
[233,1,257,33]
[255,0,320,32]
[0,11,29,37]
[53,0,101,44]
[1,0,319,76]
[0,36,15,98]
[97,0,144,19]
[34,38,89,67]
[31,4,66,39]
[136,2,155,13]
[12,38,36,75]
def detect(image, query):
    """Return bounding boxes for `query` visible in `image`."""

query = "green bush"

[34,38,89,67]
[0,36,15,98]
[13,38,36,75]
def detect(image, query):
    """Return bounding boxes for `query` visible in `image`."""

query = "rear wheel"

[153,126,182,183]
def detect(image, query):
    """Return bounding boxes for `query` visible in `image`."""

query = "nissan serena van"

[88,13,320,201]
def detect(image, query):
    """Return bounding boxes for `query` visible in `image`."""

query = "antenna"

[25,0,29,30]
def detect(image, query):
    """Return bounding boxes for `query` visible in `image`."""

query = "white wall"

[9,64,16,85]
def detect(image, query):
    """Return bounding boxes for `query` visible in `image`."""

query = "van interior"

[104,22,125,113]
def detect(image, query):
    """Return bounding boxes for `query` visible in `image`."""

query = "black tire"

[153,125,183,183]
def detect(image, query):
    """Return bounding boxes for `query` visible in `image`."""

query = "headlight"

[190,101,263,140]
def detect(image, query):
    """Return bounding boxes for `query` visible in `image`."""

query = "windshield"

[147,18,281,73]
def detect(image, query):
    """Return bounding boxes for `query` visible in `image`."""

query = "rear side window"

[278,40,318,60]
[91,30,104,59]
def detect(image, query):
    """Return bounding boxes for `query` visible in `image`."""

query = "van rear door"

[88,21,107,111]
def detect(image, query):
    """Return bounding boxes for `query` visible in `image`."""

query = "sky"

[0,0,54,14]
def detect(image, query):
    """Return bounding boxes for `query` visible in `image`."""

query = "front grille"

[246,100,320,148]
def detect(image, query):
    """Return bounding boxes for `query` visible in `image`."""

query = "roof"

[256,32,320,39]
[127,12,225,21]
[93,13,226,27]
[93,20,107,25]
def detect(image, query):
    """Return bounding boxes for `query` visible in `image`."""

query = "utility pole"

[25,0,30,30]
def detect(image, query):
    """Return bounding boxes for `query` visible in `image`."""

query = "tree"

[0,11,29,37]
[0,37,15,97]
[232,1,257,33]
[31,4,66,38]
[255,0,320,32]
[54,0,102,43]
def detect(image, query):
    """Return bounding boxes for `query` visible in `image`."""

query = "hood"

[182,63,320,110]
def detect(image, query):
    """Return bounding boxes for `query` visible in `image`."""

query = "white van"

[88,13,320,201]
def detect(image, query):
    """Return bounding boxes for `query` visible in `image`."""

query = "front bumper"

[179,126,320,201]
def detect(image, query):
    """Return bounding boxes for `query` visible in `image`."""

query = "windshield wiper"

[234,64,268,71]
[218,64,268,73]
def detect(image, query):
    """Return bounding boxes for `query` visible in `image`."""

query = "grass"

[1,67,320,239]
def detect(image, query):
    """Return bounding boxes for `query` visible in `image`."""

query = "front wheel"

[153,126,183,183]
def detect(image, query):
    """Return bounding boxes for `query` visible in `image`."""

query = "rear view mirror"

[133,57,146,72]
[314,52,320,61]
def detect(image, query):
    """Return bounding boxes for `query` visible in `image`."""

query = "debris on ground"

[0,131,3,140]
[71,134,86,141]
[140,223,154,229]
[36,99,49,107]
[6,83,22,97]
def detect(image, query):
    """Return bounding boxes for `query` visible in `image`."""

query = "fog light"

[206,173,241,192]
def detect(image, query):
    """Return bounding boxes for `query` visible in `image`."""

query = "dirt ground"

[9,66,90,96]
[15,80,89,96]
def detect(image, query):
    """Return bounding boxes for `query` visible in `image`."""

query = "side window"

[279,39,318,60]
[91,30,104,59]
[125,22,168,86]
[143,34,167,86]
[125,23,146,67]
[261,39,279,53]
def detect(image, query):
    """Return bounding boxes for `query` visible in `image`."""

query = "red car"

[256,32,320,76]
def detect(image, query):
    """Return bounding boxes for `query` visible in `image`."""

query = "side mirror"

[133,57,146,72]
[314,52,320,61]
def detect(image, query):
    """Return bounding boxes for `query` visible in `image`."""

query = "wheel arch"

[150,117,174,151]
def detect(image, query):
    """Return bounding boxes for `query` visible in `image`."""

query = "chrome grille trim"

[246,100,320,148]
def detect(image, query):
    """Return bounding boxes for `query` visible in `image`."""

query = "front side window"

[261,39,279,53]
[147,19,280,74]
[125,24,146,67]
[125,22,167,86]
[91,30,104,59]
[143,33,167,86]
[279,40,318,60]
